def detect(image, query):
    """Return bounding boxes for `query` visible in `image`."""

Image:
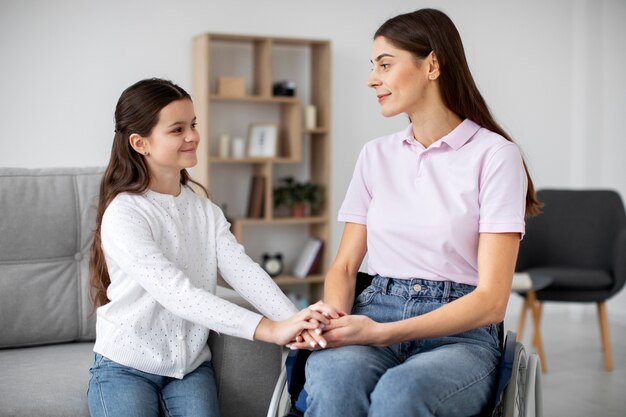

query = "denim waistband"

[371,275,476,302]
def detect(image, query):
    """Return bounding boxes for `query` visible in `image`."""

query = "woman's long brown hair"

[89,78,207,309]
[375,8,541,216]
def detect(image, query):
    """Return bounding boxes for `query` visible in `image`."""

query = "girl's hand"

[253,307,330,346]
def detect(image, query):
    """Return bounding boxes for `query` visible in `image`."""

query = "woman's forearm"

[322,222,368,313]
[323,265,357,314]
[378,286,507,346]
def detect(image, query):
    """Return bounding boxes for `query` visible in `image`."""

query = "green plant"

[273,177,323,210]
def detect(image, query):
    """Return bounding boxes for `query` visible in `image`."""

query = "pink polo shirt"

[338,119,527,286]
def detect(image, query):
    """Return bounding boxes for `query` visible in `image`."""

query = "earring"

[143,151,149,156]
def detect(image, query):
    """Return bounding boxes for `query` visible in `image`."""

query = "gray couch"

[0,167,282,417]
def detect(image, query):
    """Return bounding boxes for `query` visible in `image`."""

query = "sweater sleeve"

[101,200,265,341]
[212,203,298,321]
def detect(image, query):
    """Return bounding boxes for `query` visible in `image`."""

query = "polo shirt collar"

[401,119,481,150]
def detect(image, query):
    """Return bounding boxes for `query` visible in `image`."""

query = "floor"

[504,300,626,417]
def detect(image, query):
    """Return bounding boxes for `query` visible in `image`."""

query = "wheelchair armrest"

[489,330,517,415]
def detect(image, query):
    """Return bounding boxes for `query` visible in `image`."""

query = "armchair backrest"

[516,189,626,271]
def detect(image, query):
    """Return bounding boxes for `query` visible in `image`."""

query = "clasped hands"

[285,300,381,350]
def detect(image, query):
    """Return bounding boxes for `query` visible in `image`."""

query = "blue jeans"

[304,276,501,417]
[87,354,219,417]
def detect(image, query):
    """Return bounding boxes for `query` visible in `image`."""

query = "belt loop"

[377,275,391,295]
[442,281,451,302]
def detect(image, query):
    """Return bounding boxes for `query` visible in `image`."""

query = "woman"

[87,78,332,417]
[299,8,541,417]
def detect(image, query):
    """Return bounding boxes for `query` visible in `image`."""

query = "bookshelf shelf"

[209,157,299,164]
[232,216,327,226]
[272,274,325,285]
[210,94,300,104]
[193,33,331,301]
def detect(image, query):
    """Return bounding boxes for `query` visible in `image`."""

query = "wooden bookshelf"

[192,33,331,301]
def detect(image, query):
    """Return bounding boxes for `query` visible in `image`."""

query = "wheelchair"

[267,273,543,417]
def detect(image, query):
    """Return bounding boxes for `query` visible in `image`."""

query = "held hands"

[286,303,385,350]
[286,301,346,350]
[254,301,341,346]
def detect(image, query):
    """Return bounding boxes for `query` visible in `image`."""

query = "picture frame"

[247,123,278,157]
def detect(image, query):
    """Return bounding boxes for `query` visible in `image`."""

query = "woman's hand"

[253,306,330,346]
[308,300,347,319]
[287,314,387,350]
[321,315,387,347]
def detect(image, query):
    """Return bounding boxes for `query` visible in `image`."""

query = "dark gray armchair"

[516,189,626,371]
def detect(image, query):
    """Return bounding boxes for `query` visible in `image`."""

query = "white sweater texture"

[93,186,297,379]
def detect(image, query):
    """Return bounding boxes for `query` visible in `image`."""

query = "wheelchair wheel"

[523,353,543,417]
[502,342,528,417]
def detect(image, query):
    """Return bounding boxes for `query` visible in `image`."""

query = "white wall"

[1,0,625,321]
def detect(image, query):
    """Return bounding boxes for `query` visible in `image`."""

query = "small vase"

[290,202,306,217]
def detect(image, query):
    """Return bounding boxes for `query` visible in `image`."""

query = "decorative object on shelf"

[286,291,309,309]
[293,238,323,278]
[218,134,230,158]
[246,175,266,218]
[304,105,317,130]
[272,80,296,97]
[247,123,277,157]
[217,76,245,97]
[273,176,323,217]
[231,137,246,159]
[261,253,284,277]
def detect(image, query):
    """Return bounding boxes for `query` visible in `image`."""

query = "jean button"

[413,284,422,292]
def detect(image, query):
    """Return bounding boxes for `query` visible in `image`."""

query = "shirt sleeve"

[479,143,528,238]
[337,146,372,224]
[212,203,298,322]
[102,200,266,341]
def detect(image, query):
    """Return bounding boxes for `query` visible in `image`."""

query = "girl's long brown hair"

[375,8,541,216]
[89,78,207,309]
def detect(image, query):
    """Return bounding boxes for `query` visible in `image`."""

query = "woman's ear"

[427,51,440,81]
[129,133,149,156]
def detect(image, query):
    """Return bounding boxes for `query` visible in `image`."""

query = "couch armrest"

[209,331,282,417]
[211,286,283,417]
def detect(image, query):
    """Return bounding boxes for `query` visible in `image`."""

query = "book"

[246,175,265,218]
[293,238,323,278]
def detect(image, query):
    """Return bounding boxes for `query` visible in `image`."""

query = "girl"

[299,8,541,417]
[87,78,330,417]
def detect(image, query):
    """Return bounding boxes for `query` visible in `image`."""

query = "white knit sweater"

[93,186,297,379]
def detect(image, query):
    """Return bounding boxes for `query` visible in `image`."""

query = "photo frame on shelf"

[247,123,277,157]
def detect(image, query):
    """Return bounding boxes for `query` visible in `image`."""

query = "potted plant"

[273,176,323,217]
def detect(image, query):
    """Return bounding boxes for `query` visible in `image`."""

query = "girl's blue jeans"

[87,353,219,417]
[304,275,501,417]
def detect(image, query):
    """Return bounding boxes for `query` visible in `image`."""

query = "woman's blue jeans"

[87,354,219,417]
[304,276,501,417]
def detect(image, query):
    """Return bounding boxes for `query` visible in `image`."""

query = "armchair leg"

[516,293,547,373]
[517,297,528,340]
[597,302,613,371]
[527,292,547,373]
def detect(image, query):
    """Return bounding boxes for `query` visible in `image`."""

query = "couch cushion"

[0,167,103,348]
[0,342,93,417]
